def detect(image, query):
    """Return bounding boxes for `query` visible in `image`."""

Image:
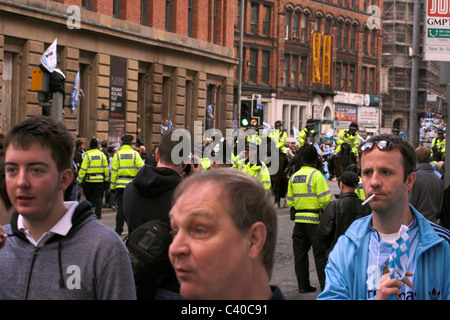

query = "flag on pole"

[69,69,80,111]
[40,38,57,73]
[388,225,411,280]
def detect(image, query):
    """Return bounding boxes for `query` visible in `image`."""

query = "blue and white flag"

[40,38,57,73]
[262,122,271,134]
[168,115,173,129]
[388,225,411,280]
[69,69,80,111]
[292,126,300,146]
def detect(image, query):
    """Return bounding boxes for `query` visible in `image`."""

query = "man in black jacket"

[123,129,188,300]
[317,171,371,255]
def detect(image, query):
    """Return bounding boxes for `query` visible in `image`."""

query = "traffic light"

[240,100,252,127]
[252,100,264,127]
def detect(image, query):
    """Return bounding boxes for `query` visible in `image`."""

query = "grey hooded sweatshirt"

[0,201,136,300]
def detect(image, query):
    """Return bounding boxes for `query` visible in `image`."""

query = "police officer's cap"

[349,122,359,130]
[337,171,359,188]
[121,134,134,144]
[438,128,444,134]
[306,119,315,126]
[275,120,282,127]
[89,138,99,149]
[302,144,319,166]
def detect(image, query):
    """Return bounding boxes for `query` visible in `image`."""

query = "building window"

[336,63,341,90]
[362,67,367,94]
[350,24,357,52]
[285,10,292,40]
[369,68,375,94]
[363,28,368,55]
[343,64,348,91]
[113,0,120,18]
[82,0,90,10]
[336,22,342,50]
[250,3,259,35]
[370,30,376,56]
[300,56,307,87]
[165,0,172,31]
[188,0,193,37]
[293,11,300,40]
[290,105,298,136]
[282,104,289,130]
[324,18,332,34]
[262,5,271,36]
[291,55,298,88]
[249,49,258,83]
[283,54,289,86]
[261,51,270,84]
[343,23,349,51]
[349,65,355,92]
[300,13,309,42]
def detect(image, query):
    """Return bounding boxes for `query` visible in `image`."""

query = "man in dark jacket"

[317,171,371,255]
[123,129,188,300]
[409,146,444,223]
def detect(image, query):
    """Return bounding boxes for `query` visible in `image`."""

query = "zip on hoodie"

[24,246,41,300]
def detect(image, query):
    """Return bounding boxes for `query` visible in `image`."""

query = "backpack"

[125,219,172,299]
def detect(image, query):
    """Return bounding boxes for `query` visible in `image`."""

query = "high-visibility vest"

[287,166,331,224]
[336,130,359,155]
[269,129,287,153]
[110,145,144,190]
[355,177,366,200]
[78,149,109,184]
[431,138,446,157]
[236,162,271,191]
[296,128,315,148]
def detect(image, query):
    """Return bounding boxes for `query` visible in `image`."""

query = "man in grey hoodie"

[0,116,136,300]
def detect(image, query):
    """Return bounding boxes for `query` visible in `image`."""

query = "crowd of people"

[0,115,449,301]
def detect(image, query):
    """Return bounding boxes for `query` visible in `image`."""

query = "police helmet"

[302,144,319,166]
[349,122,359,130]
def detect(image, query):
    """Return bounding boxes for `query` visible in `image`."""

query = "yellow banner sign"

[322,34,332,85]
[312,32,322,83]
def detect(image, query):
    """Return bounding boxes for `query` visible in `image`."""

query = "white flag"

[40,39,57,73]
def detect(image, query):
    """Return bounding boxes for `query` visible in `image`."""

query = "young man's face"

[4,142,72,221]
[360,145,415,216]
[169,182,254,299]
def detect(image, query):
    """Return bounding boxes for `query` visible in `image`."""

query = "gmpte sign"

[424,0,450,60]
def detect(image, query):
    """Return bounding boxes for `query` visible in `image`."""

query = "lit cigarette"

[362,194,376,206]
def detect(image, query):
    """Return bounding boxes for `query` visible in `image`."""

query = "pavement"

[98,177,341,300]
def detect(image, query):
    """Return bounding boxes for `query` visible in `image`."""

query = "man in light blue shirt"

[318,135,450,300]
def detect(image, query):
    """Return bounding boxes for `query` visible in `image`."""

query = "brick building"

[0,0,236,148]
[236,0,383,141]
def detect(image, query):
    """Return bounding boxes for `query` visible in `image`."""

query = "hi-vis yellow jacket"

[78,149,109,184]
[236,162,271,191]
[287,166,331,224]
[110,145,144,190]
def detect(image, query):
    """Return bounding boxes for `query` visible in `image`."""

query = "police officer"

[328,122,360,180]
[296,118,316,148]
[270,120,288,153]
[235,142,271,191]
[287,144,331,292]
[111,134,144,235]
[78,138,109,219]
[431,128,446,160]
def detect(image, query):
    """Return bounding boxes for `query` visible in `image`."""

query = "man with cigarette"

[318,134,450,300]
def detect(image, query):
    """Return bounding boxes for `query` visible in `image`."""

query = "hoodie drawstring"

[58,239,65,289]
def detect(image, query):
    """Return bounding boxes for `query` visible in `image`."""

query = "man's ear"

[155,148,160,163]
[405,171,416,192]
[59,168,74,191]
[247,222,267,260]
